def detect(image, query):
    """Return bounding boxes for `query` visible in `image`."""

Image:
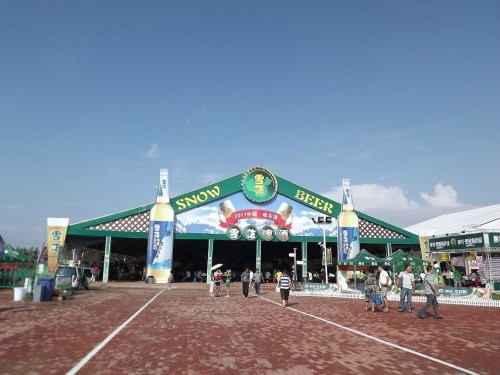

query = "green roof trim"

[67,168,418,244]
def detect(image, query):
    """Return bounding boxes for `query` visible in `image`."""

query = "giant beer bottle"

[337,179,360,261]
[146,169,175,283]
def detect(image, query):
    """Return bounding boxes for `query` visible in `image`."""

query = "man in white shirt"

[397,265,416,312]
[377,265,390,312]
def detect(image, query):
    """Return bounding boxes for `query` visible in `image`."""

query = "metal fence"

[0,264,35,288]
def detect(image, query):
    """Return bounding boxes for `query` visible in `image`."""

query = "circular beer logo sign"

[242,225,259,241]
[241,167,278,203]
[277,227,291,242]
[226,225,242,241]
[260,226,275,241]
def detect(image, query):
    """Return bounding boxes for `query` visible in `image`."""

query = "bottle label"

[147,220,173,270]
[338,226,360,261]
[342,179,353,206]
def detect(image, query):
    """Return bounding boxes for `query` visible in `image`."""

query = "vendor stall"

[426,231,500,290]
[338,249,387,289]
[383,249,430,284]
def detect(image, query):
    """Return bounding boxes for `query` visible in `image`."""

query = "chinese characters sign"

[488,232,500,248]
[428,233,485,252]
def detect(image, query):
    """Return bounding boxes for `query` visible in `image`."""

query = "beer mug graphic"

[277,202,295,225]
[218,199,236,223]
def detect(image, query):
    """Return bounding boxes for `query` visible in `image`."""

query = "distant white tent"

[405,204,500,236]
[405,205,500,285]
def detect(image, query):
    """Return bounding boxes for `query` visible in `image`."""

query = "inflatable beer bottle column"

[146,168,174,283]
[337,178,360,261]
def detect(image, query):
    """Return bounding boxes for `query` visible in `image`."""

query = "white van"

[54,265,93,291]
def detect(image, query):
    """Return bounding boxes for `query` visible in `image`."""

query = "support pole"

[256,240,261,271]
[103,236,111,283]
[302,241,308,281]
[206,239,213,284]
[323,227,328,284]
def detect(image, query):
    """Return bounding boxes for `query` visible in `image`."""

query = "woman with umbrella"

[209,264,223,297]
[214,268,223,297]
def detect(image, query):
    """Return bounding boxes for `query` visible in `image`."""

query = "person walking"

[241,268,250,298]
[249,269,254,289]
[224,269,232,297]
[470,270,479,287]
[452,267,462,287]
[91,264,100,282]
[364,267,377,312]
[279,270,291,307]
[377,265,390,313]
[214,269,222,297]
[397,265,415,312]
[417,265,442,320]
[275,270,282,284]
[167,272,174,290]
[253,269,264,295]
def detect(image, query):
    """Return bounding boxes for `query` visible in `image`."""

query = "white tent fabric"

[479,258,500,281]
[405,204,500,236]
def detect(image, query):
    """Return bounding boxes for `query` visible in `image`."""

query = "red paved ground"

[0,282,499,375]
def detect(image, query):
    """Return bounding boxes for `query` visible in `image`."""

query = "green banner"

[276,176,341,217]
[428,233,485,252]
[173,175,241,213]
[434,286,473,298]
[488,232,500,248]
[303,282,332,292]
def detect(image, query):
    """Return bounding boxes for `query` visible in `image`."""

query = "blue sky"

[1,1,499,247]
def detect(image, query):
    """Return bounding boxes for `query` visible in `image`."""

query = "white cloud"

[321,182,465,228]
[2,204,21,210]
[420,183,462,208]
[143,143,160,159]
[323,184,419,211]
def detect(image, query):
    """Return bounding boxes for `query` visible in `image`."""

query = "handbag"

[374,293,382,305]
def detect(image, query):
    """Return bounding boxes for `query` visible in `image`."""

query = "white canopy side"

[405,204,500,237]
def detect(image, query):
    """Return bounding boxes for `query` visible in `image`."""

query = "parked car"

[54,265,93,292]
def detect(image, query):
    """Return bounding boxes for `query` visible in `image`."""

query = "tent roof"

[405,204,500,237]
[67,168,418,253]
[2,244,32,262]
[384,249,430,266]
[338,249,386,266]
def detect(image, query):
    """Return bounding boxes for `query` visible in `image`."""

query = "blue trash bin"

[37,277,54,301]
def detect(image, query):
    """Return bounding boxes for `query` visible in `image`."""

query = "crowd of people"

[159,262,488,319]
[363,264,442,320]
[207,268,269,298]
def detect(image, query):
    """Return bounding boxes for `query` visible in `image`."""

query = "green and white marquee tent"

[62,167,419,283]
